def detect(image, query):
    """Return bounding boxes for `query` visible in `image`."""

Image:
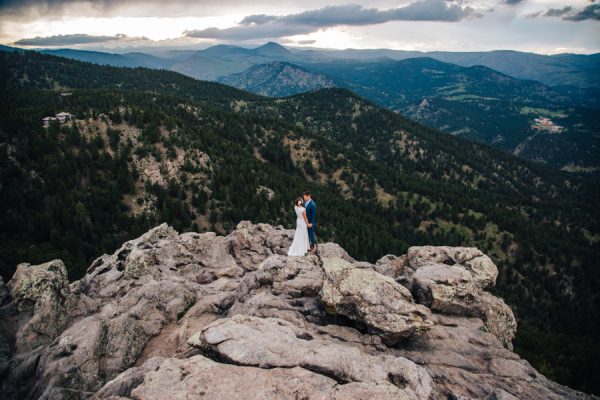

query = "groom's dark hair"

[303,191,311,196]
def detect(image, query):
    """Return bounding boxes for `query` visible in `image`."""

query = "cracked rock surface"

[0,222,595,399]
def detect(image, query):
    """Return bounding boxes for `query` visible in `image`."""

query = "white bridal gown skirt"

[288,219,310,256]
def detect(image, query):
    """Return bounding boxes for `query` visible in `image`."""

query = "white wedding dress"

[287,206,310,257]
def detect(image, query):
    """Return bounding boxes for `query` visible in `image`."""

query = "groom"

[303,191,317,252]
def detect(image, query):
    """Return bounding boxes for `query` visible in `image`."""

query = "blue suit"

[305,199,317,246]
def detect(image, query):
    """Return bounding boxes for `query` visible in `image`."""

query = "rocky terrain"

[0,221,595,399]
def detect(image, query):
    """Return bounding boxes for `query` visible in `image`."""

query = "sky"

[0,0,599,54]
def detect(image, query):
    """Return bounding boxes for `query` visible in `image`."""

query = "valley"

[6,43,597,174]
[1,50,599,393]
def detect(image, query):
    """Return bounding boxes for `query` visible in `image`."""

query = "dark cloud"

[0,0,121,17]
[185,1,478,40]
[0,0,283,19]
[544,6,573,17]
[529,3,599,21]
[295,39,316,45]
[504,0,523,5]
[13,33,134,46]
[0,0,71,12]
[563,3,600,21]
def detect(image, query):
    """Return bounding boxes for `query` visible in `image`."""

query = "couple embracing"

[287,191,317,257]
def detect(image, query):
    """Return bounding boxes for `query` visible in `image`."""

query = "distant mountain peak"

[254,42,292,56]
[200,44,252,57]
[218,61,335,97]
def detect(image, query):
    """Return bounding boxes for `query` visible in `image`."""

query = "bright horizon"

[1,1,599,55]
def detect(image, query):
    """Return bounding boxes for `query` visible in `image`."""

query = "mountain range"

[3,42,598,174]
[28,42,600,90]
[0,49,599,394]
[305,57,600,170]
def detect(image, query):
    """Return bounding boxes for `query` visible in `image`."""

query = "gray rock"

[187,314,433,399]
[410,261,516,349]
[227,221,294,270]
[97,355,338,400]
[395,314,561,399]
[319,257,433,343]
[256,254,324,298]
[374,254,405,278]
[7,259,73,353]
[480,292,518,350]
[1,222,594,400]
[328,382,413,400]
[317,242,355,262]
[487,389,519,400]
[403,246,498,289]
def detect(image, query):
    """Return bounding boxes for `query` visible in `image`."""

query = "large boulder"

[319,257,433,343]
[226,221,293,270]
[96,354,417,400]
[7,259,74,353]
[479,292,518,350]
[412,263,482,316]
[401,246,499,289]
[187,314,433,399]
[255,254,324,298]
[388,246,517,350]
[317,242,355,262]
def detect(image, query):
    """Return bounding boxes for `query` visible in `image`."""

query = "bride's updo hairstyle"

[294,197,303,207]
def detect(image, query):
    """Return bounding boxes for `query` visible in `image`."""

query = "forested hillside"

[212,55,599,172]
[7,45,598,172]
[0,50,599,394]
[303,58,600,172]
[0,49,261,106]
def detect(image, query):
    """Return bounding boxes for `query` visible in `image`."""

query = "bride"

[287,197,311,257]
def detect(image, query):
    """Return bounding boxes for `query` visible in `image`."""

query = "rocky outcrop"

[380,246,517,349]
[7,260,74,353]
[0,222,594,400]
[96,354,418,400]
[187,314,432,399]
[320,257,432,344]
[218,62,335,97]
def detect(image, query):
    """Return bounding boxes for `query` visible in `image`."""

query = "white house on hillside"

[42,112,75,128]
[56,112,75,122]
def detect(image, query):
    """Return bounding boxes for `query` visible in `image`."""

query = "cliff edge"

[0,222,595,399]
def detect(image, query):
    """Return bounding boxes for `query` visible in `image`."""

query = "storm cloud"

[529,3,600,21]
[13,33,134,46]
[185,1,479,40]
[563,3,600,21]
[0,0,124,18]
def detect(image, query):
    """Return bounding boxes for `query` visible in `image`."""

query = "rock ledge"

[0,222,595,400]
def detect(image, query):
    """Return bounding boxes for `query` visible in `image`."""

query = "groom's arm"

[308,204,316,224]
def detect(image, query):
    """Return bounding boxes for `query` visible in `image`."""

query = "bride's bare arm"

[302,210,309,226]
